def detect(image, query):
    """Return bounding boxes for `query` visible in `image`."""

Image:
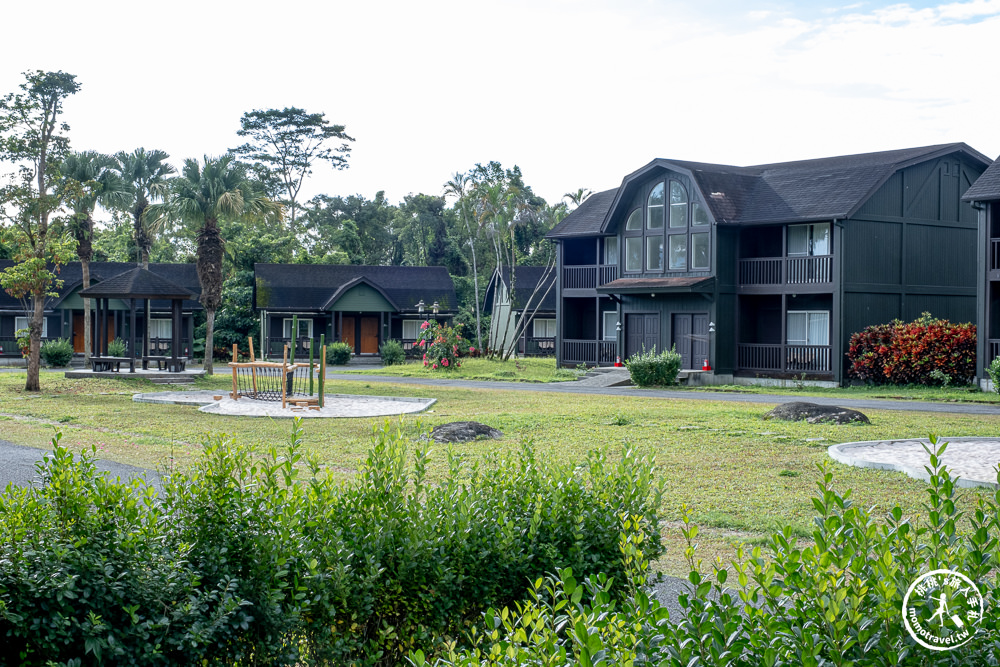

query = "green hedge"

[424,436,1000,666]
[326,341,352,365]
[40,338,74,367]
[624,346,682,386]
[0,421,664,666]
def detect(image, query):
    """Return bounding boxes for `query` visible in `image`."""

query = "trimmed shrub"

[847,312,976,385]
[624,346,682,386]
[40,338,73,367]
[380,338,406,366]
[425,436,1000,667]
[107,336,127,357]
[987,356,1000,394]
[0,421,663,666]
[326,340,352,365]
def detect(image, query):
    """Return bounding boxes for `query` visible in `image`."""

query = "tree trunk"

[25,294,43,392]
[82,261,91,367]
[203,307,216,376]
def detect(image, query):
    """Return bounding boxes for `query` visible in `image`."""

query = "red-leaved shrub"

[847,313,976,385]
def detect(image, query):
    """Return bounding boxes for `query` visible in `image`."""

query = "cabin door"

[625,313,659,358]
[341,316,356,352]
[672,313,709,370]
[340,315,380,354]
[360,316,379,354]
[73,312,115,354]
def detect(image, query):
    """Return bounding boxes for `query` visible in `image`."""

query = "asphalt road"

[0,438,162,492]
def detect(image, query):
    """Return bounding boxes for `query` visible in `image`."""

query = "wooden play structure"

[228,335,326,411]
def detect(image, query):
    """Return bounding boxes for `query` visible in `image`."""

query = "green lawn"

[2,370,998,576]
[331,356,582,383]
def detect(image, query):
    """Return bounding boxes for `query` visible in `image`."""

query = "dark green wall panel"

[843,220,901,285]
[903,295,975,324]
[842,293,901,338]
[904,225,975,287]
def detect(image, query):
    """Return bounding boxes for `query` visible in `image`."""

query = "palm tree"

[563,188,593,209]
[61,151,129,366]
[114,148,176,269]
[443,172,483,350]
[150,155,282,374]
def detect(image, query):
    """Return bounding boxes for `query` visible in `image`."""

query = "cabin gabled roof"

[547,143,991,238]
[254,264,458,313]
[79,267,195,300]
[963,156,1000,202]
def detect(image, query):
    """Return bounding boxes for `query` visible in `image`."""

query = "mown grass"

[333,356,582,383]
[2,370,999,576]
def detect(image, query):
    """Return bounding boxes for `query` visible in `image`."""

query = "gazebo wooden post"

[129,298,136,373]
[248,336,259,397]
[232,343,239,400]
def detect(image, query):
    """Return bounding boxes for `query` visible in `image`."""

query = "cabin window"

[691,233,710,269]
[692,202,709,226]
[646,236,663,271]
[14,316,47,338]
[533,318,556,338]
[625,237,642,272]
[786,311,829,346]
[668,235,687,270]
[402,320,421,340]
[283,318,313,339]
[150,319,172,339]
[669,181,688,228]
[647,183,664,230]
[625,208,642,231]
[603,237,618,265]
[602,311,618,341]
[787,223,830,256]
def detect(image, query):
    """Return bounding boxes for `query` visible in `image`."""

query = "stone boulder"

[427,421,503,443]
[764,402,870,425]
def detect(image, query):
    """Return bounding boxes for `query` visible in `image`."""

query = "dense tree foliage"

[1,74,577,368]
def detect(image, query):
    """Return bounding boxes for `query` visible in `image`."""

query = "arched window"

[669,181,687,228]
[647,182,664,230]
[622,178,711,273]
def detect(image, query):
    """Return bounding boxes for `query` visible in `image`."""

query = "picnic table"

[91,357,130,373]
[142,356,188,372]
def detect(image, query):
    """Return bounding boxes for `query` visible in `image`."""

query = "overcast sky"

[2,0,998,208]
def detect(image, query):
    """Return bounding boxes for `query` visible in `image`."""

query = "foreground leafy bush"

[625,346,682,386]
[107,336,127,357]
[380,338,406,366]
[40,337,74,366]
[987,356,1000,394]
[422,436,1000,666]
[847,312,976,385]
[326,340,352,365]
[0,421,663,666]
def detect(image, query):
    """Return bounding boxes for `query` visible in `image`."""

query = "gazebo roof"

[79,267,195,300]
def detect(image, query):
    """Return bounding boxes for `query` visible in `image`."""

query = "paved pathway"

[325,372,1000,416]
[829,437,1000,489]
[0,439,162,492]
[134,390,435,418]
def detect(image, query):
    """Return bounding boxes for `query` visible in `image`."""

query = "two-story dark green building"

[962,155,1000,388]
[547,143,990,385]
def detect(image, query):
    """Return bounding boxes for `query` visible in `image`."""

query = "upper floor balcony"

[991,238,1000,274]
[562,265,619,290]
[738,255,833,288]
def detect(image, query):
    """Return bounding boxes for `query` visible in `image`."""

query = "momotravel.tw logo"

[903,569,984,651]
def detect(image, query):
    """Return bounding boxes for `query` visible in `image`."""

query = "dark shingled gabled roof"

[79,267,194,299]
[484,266,556,313]
[963,156,1000,202]
[254,264,458,313]
[0,261,201,311]
[547,144,991,238]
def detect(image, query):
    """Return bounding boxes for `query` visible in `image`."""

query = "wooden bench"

[91,357,130,373]
[142,356,188,372]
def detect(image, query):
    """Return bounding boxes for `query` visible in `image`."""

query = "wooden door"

[672,313,710,370]
[72,312,115,354]
[672,314,693,369]
[341,316,356,352]
[360,316,379,354]
[625,314,659,358]
[73,314,85,353]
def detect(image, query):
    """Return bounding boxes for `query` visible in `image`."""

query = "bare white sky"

[2,0,998,207]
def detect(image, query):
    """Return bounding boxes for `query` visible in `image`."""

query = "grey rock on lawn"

[764,402,870,425]
[428,421,503,443]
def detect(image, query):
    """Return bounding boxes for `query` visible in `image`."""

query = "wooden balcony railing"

[991,239,1000,272]
[524,336,556,356]
[562,339,617,366]
[737,343,832,373]
[738,255,833,286]
[989,339,1000,366]
[563,265,618,289]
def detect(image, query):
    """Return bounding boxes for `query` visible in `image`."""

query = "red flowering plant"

[417,320,466,370]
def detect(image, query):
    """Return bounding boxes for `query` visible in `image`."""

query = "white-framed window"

[283,318,313,339]
[603,237,618,265]
[150,318,172,339]
[15,316,47,338]
[786,311,829,346]
[402,320,421,340]
[625,236,642,272]
[603,311,618,341]
[532,318,556,338]
[787,223,830,256]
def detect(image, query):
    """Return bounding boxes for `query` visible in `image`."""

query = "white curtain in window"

[402,320,420,339]
[807,312,829,345]
[786,312,807,345]
[787,225,809,256]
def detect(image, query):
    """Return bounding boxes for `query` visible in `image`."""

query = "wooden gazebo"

[79,268,196,373]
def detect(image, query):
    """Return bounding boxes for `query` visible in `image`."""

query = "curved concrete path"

[829,437,1000,489]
